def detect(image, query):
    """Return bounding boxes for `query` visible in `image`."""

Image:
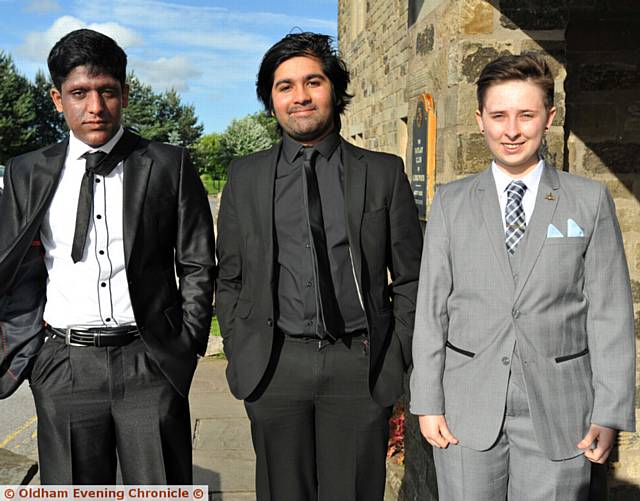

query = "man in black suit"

[216,32,422,501]
[0,29,215,484]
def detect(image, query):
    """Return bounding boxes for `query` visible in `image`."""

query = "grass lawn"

[210,315,221,336]
[200,174,226,196]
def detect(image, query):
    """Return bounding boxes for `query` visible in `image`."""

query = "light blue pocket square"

[547,224,564,238]
[567,219,584,237]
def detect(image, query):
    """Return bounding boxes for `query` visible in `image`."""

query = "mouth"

[502,142,525,153]
[289,107,316,116]
[83,121,108,127]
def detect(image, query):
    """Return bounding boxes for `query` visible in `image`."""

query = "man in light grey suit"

[410,54,636,500]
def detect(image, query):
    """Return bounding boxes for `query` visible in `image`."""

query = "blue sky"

[0,0,338,133]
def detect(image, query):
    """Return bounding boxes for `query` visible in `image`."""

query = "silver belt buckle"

[65,327,86,347]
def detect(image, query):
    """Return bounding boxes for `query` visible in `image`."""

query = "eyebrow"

[273,72,327,87]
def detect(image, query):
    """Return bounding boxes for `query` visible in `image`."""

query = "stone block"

[631,280,640,304]
[617,207,640,234]
[605,177,635,201]
[459,0,494,34]
[455,132,492,175]
[542,131,565,170]
[458,41,514,84]
[519,39,567,79]
[499,1,569,31]
[0,448,38,485]
[579,64,640,92]
[416,25,435,55]
[456,84,478,126]
[566,102,619,140]
[565,17,640,52]
[582,142,640,175]
[205,336,224,357]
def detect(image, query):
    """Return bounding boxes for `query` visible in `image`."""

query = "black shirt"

[274,132,367,336]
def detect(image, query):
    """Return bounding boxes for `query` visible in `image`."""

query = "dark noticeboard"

[411,94,436,221]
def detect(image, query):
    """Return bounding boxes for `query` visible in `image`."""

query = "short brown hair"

[476,53,554,112]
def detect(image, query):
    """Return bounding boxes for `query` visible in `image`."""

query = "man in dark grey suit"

[411,54,635,500]
[0,29,215,484]
[216,32,422,501]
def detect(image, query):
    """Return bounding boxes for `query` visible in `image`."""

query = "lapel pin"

[545,192,556,201]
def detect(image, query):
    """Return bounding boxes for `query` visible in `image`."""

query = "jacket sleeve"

[410,189,451,416]
[584,185,636,431]
[175,148,216,356]
[215,161,242,360]
[388,158,424,369]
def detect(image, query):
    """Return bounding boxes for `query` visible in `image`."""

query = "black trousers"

[244,334,392,501]
[30,336,192,484]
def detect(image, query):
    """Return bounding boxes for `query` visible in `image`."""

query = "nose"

[504,117,520,139]
[86,91,105,114]
[292,84,311,104]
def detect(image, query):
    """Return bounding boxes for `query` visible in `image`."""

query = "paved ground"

[190,357,256,500]
[2,355,403,499]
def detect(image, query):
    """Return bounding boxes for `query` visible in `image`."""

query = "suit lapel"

[476,168,514,294]
[35,139,68,206]
[122,134,152,267]
[261,143,280,288]
[341,140,366,275]
[513,164,560,302]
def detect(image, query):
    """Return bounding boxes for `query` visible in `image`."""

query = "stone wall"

[339,0,640,499]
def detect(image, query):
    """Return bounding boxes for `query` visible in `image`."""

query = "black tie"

[71,151,108,263]
[70,131,141,262]
[302,147,342,339]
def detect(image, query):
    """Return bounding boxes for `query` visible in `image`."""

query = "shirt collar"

[491,159,544,196]
[282,131,340,164]
[68,126,125,161]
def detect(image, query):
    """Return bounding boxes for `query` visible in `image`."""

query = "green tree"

[193,132,224,178]
[123,74,203,148]
[32,70,66,148]
[0,51,36,163]
[252,112,280,143]
[218,115,274,172]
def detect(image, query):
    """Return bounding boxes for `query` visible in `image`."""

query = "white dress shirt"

[491,160,544,231]
[42,127,136,328]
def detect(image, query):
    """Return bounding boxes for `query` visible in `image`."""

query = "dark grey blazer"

[0,129,216,397]
[216,138,423,407]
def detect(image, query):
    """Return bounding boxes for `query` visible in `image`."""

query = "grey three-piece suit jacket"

[410,163,636,461]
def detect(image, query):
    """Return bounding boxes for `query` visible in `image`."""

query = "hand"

[418,414,459,449]
[577,424,617,463]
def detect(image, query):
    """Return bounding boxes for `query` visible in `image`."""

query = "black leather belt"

[47,325,140,347]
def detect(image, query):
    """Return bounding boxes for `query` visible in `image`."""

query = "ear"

[545,106,557,130]
[50,87,64,113]
[474,109,484,133]
[121,83,130,108]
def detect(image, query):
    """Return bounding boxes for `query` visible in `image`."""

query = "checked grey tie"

[505,180,527,254]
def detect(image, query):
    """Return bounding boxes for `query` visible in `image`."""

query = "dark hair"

[48,29,127,90]
[476,53,554,112]
[256,32,353,128]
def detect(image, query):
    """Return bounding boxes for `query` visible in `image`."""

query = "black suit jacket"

[0,130,215,397]
[216,138,423,407]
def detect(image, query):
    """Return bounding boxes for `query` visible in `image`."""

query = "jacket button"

[512,309,520,319]
[502,356,510,366]
[266,318,273,327]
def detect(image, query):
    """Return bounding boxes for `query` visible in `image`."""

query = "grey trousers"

[31,336,192,484]
[433,368,591,500]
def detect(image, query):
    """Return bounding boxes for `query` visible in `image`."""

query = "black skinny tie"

[302,147,342,339]
[71,151,109,263]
